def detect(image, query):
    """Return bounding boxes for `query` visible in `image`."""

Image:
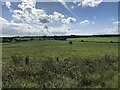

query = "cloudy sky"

[0,0,119,36]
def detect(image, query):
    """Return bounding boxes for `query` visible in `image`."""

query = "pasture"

[2,37,119,88]
[2,37,119,63]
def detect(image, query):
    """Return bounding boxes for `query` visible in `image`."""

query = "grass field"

[2,37,119,63]
[67,37,119,42]
[2,37,119,88]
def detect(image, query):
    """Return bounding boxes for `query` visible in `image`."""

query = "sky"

[0,0,119,36]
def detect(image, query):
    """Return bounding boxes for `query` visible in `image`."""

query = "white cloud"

[73,1,77,4]
[0,17,8,23]
[12,5,51,25]
[82,0,103,7]
[1,17,31,34]
[0,17,44,35]
[80,20,90,25]
[19,0,36,8]
[80,19,95,25]
[11,20,14,23]
[78,3,82,7]
[95,20,119,35]
[0,17,79,36]
[12,0,76,29]
[95,26,118,35]
[113,21,120,25]
[2,0,103,36]
[52,12,65,20]
[74,0,103,7]
[71,6,74,9]
[62,17,76,25]
[2,0,78,36]
[5,1,11,9]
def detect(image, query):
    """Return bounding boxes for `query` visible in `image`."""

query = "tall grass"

[2,54,119,88]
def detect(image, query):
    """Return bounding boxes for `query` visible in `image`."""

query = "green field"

[2,37,119,88]
[2,37,119,63]
[67,37,119,42]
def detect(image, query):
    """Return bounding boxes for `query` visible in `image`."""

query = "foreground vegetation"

[3,54,119,88]
[2,37,119,88]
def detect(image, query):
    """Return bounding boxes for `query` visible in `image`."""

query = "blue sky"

[1,1,119,36]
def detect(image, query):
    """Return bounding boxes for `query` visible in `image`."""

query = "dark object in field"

[57,57,59,61]
[69,41,72,45]
[25,56,29,65]
[81,40,84,42]
[110,41,113,43]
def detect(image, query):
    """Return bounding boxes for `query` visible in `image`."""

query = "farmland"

[2,37,120,88]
